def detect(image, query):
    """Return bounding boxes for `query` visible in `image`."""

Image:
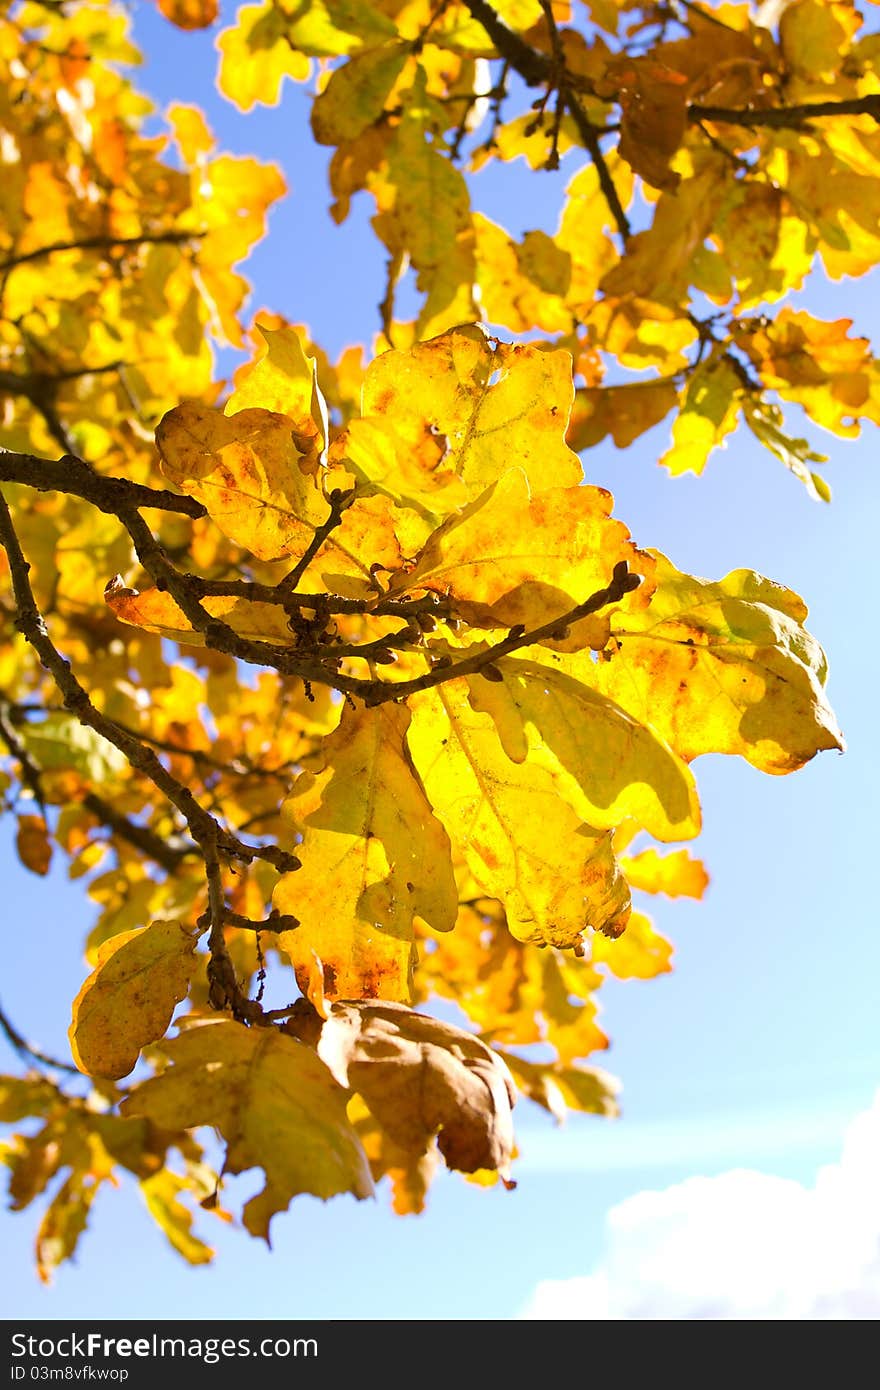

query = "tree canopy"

[0,0,875,1277]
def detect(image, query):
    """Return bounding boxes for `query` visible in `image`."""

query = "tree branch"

[0,230,205,276]
[563,92,631,239]
[361,560,641,706]
[277,487,356,596]
[462,0,631,239]
[0,1001,80,1076]
[460,0,550,85]
[0,489,299,876]
[689,95,880,129]
[0,449,207,519]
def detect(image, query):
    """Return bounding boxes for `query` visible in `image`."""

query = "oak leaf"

[69,920,201,1080]
[407,678,631,948]
[311,1000,517,1181]
[273,701,457,1003]
[122,1021,374,1237]
[589,553,845,772]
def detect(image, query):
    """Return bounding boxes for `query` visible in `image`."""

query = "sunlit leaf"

[274,701,457,1003]
[123,1021,374,1237]
[69,920,201,1079]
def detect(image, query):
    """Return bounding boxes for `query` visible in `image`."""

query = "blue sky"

[2,1,880,1320]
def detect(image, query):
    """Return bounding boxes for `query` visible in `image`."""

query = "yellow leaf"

[601,154,728,304]
[156,401,328,562]
[362,326,584,504]
[121,1021,374,1237]
[659,357,743,476]
[384,84,472,277]
[69,920,200,1080]
[140,1170,214,1265]
[780,0,862,79]
[407,679,630,949]
[226,324,328,451]
[501,1052,619,1121]
[556,160,631,316]
[473,215,572,334]
[466,657,701,842]
[313,1000,517,1181]
[168,104,214,164]
[590,909,673,979]
[414,905,609,1063]
[620,847,709,899]
[105,582,295,647]
[395,466,650,634]
[217,4,311,111]
[274,702,457,1003]
[16,813,52,877]
[590,552,844,773]
[311,43,409,146]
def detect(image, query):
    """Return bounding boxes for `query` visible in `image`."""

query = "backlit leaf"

[590,553,845,772]
[590,909,673,979]
[16,814,52,877]
[466,657,700,842]
[69,920,201,1080]
[122,1021,374,1237]
[619,848,709,900]
[407,678,631,948]
[274,701,457,1003]
[156,402,329,562]
[362,327,584,505]
[396,466,651,633]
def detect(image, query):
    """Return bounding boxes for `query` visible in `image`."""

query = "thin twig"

[0,1001,81,1076]
[0,230,205,276]
[689,95,880,129]
[277,488,357,596]
[0,490,299,875]
[361,560,641,706]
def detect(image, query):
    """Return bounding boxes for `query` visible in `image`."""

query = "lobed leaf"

[274,702,457,1003]
[122,1022,374,1238]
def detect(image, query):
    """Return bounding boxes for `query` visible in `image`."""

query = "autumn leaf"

[395,466,652,633]
[156,402,329,562]
[156,0,218,28]
[466,656,700,842]
[217,4,311,110]
[16,814,52,877]
[309,1000,517,1181]
[69,920,201,1079]
[500,1052,619,1122]
[407,678,631,948]
[590,909,673,979]
[105,580,297,648]
[619,847,709,900]
[361,327,585,505]
[122,1022,374,1237]
[140,1170,215,1265]
[273,701,457,1003]
[588,553,845,772]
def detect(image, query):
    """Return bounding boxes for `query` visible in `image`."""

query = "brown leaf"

[309,1000,517,1182]
[16,814,52,877]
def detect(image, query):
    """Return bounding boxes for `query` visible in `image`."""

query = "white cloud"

[522,1092,880,1320]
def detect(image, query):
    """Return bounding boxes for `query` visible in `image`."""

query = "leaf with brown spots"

[588,552,845,772]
